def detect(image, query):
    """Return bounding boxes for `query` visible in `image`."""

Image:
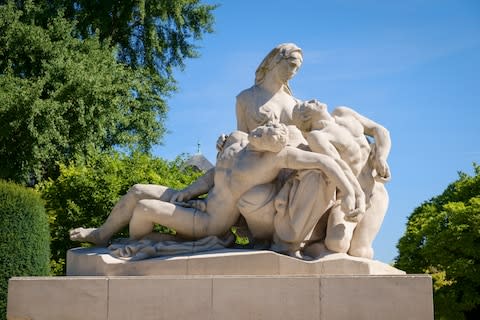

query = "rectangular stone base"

[8,275,433,320]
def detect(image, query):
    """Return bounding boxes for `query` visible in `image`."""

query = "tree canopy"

[58,0,216,77]
[395,164,480,320]
[0,0,216,184]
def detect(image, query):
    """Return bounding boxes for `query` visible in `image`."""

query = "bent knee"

[129,184,152,195]
[325,237,350,253]
[349,246,374,259]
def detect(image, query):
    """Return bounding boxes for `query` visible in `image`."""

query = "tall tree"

[395,164,480,320]
[59,0,216,77]
[2,0,216,82]
[0,1,216,184]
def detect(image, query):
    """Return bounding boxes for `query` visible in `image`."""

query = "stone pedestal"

[8,275,433,320]
[66,247,405,276]
[8,248,433,319]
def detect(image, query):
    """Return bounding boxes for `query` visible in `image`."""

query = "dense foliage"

[395,164,480,319]
[55,0,217,78]
[38,151,202,275]
[0,180,50,319]
[0,0,216,184]
[0,0,216,281]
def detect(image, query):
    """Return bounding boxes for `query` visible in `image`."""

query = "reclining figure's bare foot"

[69,228,109,246]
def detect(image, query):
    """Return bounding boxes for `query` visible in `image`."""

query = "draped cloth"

[108,234,235,261]
[273,169,336,253]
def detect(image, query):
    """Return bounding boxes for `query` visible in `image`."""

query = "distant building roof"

[185,154,214,172]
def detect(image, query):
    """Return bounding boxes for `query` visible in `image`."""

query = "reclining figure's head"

[292,100,330,132]
[248,122,288,153]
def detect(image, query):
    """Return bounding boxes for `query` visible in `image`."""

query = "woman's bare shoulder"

[236,85,257,102]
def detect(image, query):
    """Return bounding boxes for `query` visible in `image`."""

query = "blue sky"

[153,0,480,263]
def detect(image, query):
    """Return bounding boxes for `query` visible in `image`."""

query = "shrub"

[38,151,202,275]
[0,180,50,320]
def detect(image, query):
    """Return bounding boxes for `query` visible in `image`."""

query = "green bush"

[0,180,50,320]
[395,164,480,319]
[38,151,202,275]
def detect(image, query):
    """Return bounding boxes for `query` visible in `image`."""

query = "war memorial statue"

[9,44,435,320]
[69,43,391,262]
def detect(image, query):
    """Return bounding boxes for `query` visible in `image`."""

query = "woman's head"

[255,43,303,94]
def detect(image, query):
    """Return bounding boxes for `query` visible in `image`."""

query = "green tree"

[38,150,202,274]
[0,0,216,184]
[395,164,480,319]
[56,0,217,78]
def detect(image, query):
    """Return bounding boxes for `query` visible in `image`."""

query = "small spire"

[196,141,201,154]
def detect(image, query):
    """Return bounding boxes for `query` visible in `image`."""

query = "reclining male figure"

[70,123,362,257]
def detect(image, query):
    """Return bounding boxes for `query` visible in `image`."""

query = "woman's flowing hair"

[254,43,303,96]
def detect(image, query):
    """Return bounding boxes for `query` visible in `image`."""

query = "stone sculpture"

[291,100,390,259]
[71,123,360,257]
[233,43,391,259]
[70,43,391,261]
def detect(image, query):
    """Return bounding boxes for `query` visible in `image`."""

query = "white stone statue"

[70,123,360,258]
[234,43,337,255]
[70,43,390,261]
[291,100,390,259]
[232,43,391,259]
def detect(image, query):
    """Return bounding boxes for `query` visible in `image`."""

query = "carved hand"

[169,189,193,203]
[339,192,356,216]
[216,134,228,152]
[344,207,365,223]
[187,199,207,212]
[373,157,391,181]
[339,189,366,223]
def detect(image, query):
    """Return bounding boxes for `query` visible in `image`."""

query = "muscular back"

[307,117,370,177]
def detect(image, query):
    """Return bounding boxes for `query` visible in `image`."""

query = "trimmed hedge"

[0,180,50,319]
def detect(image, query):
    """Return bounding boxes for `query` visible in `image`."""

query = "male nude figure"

[70,123,361,255]
[292,100,391,259]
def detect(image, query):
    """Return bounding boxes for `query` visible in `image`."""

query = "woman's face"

[275,51,303,83]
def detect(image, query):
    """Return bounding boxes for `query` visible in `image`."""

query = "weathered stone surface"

[7,277,108,320]
[67,247,404,276]
[8,275,433,320]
